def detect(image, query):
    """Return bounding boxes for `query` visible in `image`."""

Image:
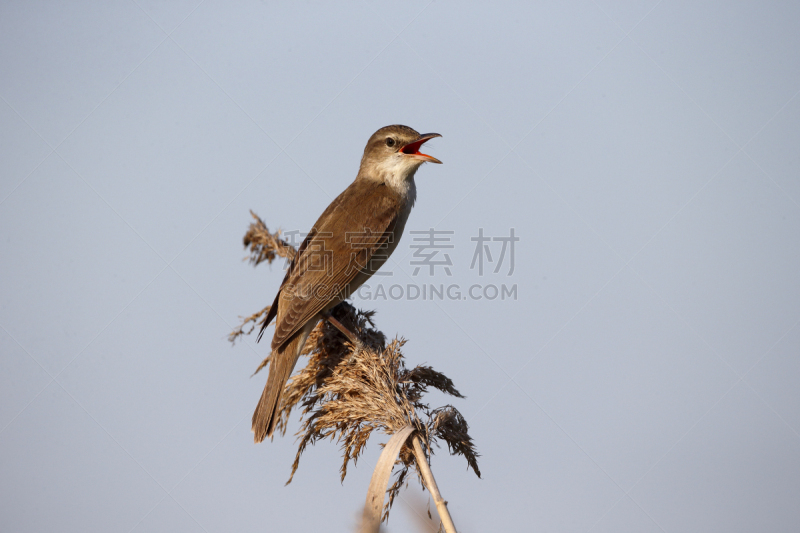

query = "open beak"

[400,133,442,164]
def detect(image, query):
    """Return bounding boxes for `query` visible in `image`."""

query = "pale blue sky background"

[2,1,800,532]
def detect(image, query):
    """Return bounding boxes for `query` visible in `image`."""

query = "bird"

[252,125,442,442]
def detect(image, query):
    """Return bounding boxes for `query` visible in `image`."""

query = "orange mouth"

[400,133,442,164]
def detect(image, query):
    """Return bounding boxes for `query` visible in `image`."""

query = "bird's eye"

[385,138,395,147]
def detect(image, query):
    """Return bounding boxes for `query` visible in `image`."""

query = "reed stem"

[412,435,457,533]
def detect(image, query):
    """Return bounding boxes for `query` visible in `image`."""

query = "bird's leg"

[321,311,361,347]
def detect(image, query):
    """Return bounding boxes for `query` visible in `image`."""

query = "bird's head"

[358,125,441,183]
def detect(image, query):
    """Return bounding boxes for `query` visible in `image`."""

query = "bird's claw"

[322,312,361,348]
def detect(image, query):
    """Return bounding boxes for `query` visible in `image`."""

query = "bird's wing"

[270,181,404,350]
[256,228,315,343]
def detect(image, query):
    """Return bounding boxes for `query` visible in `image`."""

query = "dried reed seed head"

[243,210,296,267]
[228,305,271,346]
[232,212,480,523]
[283,307,480,513]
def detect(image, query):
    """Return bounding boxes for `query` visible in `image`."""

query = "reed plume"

[230,212,480,530]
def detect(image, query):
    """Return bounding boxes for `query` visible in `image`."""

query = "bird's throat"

[371,155,420,202]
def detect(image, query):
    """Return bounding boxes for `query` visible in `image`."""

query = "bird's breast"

[338,194,413,302]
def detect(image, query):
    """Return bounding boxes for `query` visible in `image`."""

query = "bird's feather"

[268,180,404,350]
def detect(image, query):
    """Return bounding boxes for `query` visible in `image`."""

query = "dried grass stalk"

[231,212,481,527]
[228,305,270,346]
[411,435,457,533]
[361,425,415,533]
[242,209,296,267]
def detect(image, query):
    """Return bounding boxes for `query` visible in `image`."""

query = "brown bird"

[252,125,442,442]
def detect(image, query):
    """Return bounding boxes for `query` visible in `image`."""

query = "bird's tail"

[252,326,311,442]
